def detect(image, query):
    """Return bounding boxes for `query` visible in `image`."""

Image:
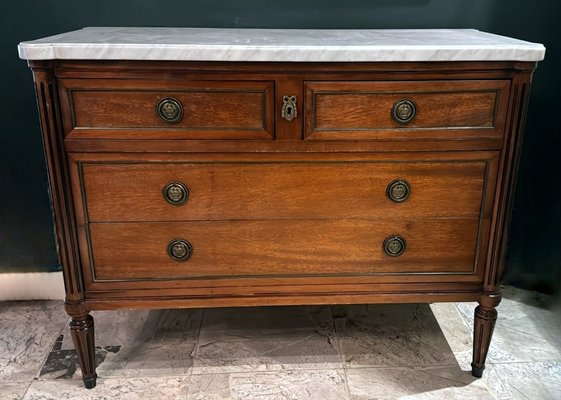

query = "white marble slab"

[18,27,545,62]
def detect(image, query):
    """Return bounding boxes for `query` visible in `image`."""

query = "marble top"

[18,27,545,62]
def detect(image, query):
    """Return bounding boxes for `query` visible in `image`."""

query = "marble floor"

[1,286,560,400]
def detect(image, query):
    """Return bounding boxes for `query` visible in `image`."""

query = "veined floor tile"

[335,304,457,368]
[187,370,349,400]
[493,361,561,400]
[0,301,67,383]
[429,303,473,368]
[38,309,201,380]
[23,376,189,400]
[456,291,561,363]
[194,306,341,374]
[345,365,506,400]
[0,382,31,400]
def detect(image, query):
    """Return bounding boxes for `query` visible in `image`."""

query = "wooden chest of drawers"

[19,28,544,389]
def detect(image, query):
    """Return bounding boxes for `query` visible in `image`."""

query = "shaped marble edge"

[18,27,546,62]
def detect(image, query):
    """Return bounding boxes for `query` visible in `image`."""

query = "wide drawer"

[87,219,481,281]
[304,80,510,140]
[79,160,489,222]
[59,79,275,139]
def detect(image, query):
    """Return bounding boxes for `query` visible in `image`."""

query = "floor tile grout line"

[453,302,475,333]
[328,305,353,400]
[18,379,34,400]
[190,308,206,373]
[489,359,561,365]
[31,303,69,382]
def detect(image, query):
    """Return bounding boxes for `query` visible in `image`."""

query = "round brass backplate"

[386,179,411,202]
[383,235,406,257]
[167,239,193,262]
[392,99,417,124]
[163,182,189,205]
[156,97,183,123]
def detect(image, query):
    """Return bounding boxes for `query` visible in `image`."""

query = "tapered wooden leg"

[471,293,501,378]
[70,314,97,389]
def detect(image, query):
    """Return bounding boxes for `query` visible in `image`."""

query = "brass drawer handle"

[387,179,411,202]
[156,97,183,123]
[392,99,416,124]
[281,95,298,122]
[383,235,406,257]
[167,239,193,261]
[163,182,189,205]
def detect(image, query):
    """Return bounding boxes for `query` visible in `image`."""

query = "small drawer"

[87,218,481,281]
[304,80,510,140]
[59,79,275,139]
[76,158,491,223]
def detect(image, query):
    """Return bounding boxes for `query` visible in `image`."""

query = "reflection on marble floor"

[1,286,560,399]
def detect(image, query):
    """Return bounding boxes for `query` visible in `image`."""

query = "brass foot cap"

[84,375,97,389]
[471,365,485,378]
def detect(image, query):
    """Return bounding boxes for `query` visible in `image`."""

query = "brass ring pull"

[167,239,193,261]
[392,99,416,124]
[383,235,406,257]
[156,97,183,123]
[163,182,189,205]
[281,95,298,122]
[386,179,411,202]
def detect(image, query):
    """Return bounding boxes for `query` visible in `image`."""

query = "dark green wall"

[1,1,559,292]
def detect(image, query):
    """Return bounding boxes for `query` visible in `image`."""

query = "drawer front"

[304,80,510,140]
[88,219,480,281]
[80,160,488,222]
[59,79,274,139]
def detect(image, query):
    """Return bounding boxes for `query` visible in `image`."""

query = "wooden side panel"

[31,63,88,319]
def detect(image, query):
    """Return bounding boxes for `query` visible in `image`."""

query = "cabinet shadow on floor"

[35,303,480,394]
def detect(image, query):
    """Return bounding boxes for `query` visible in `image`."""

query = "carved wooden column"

[471,292,501,377]
[70,314,97,388]
[31,61,97,389]
[471,65,534,378]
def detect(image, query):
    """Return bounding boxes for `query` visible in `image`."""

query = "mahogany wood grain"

[88,218,480,280]
[85,291,482,311]
[64,137,505,153]
[80,159,488,222]
[304,80,509,140]
[59,79,274,139]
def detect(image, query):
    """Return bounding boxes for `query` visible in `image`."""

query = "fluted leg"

[70,314,97,389]
[471,292,501,378]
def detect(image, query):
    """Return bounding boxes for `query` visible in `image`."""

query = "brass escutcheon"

[281,95,298,122]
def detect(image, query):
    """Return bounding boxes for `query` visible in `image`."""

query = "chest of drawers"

[19,28,545,389]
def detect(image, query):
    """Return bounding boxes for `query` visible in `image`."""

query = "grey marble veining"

[492,361,561,400]
[18,27,545,62]
[429,303,474,367]
[455,291,561,363]
[0,301,68,383]
[187,370,349,400]
[23,377,189,400]
[2,286,561,399]
[38,309,201,380]
[193,306,341,374]
[335,304,457,368]
[345,365,503,400]
[0,382,31,400]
